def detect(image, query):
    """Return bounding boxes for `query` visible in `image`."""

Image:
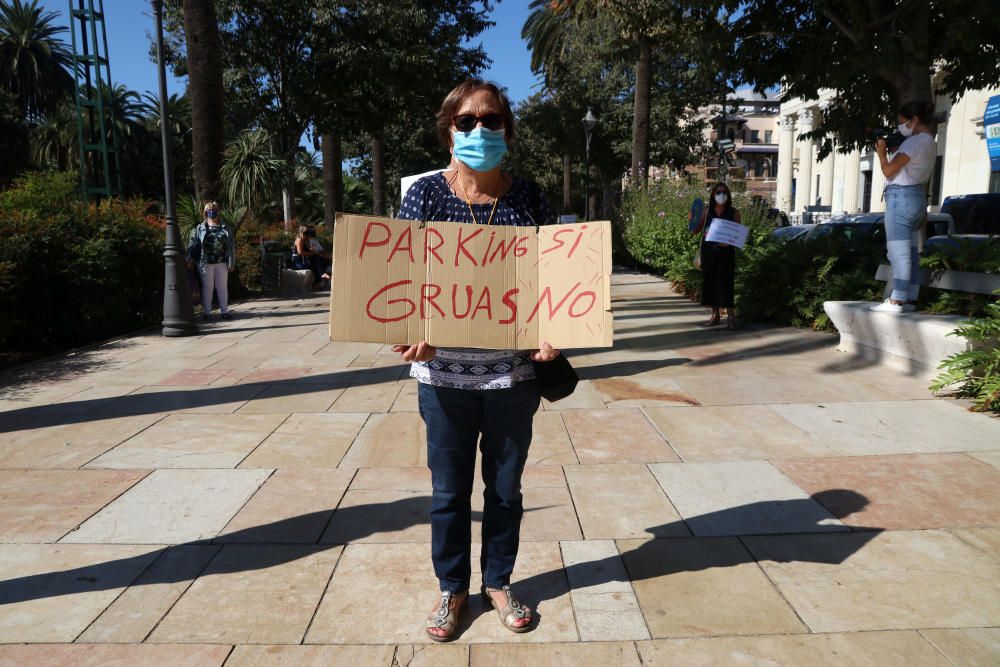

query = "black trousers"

[700,241,735,309]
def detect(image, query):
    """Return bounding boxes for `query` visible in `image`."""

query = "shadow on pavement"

[0,490,875,611]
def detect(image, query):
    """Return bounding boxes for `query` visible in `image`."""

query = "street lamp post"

[152,0,197,336]
[582,108,598,221]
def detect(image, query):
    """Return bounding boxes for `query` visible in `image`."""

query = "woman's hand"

[530,341,560,362]
[875,138,887,158]
[392,342,436,362]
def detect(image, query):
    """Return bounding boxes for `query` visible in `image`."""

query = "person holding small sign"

[392,79,556,641]
[692,182,741,329]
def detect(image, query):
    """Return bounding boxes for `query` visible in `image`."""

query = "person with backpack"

[186,201,235,321]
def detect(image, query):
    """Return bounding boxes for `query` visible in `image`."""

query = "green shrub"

[919,238,1000,318]
[0,171,164,361]
[931,298,1000,413]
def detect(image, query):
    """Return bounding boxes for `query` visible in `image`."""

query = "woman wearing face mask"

[394,79,555,641]
[186,201,235,321]
[871,101,937,313]
[693,182,741,329]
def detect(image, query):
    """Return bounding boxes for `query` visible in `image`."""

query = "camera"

[871,127,905,151]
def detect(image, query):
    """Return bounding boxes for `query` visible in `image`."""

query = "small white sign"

[705,218,749,248]
[559,214,579,224]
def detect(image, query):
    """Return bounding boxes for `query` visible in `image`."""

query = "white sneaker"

[870,299,904,313]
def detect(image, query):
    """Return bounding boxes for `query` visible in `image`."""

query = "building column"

[793,110,815,213]
[818,147,835,207]
[841,149,862,213]
[870,157,886,212]
[832,145,847,212]
[776,115,795,212]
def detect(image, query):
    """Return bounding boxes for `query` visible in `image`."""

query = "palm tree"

[220,128,286,222]
[181,0,225,203]
[0,0,75,120]
[30,100,76,169]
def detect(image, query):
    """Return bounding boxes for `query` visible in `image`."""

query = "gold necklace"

[457,173,501,226]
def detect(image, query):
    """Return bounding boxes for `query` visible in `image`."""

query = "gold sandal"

[425,590,466,642]
[482,585,532,633]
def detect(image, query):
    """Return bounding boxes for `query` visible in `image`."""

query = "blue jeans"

[883,184,926,302]
[418,380,540,593]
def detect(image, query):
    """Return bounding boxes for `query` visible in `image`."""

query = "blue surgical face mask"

[206,209,218,219]
[452,127,508,172]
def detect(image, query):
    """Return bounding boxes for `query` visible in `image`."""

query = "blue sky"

[36,0,541,104]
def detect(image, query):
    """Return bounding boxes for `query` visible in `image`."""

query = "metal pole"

[153,0,197,336]
[584,139,590,222]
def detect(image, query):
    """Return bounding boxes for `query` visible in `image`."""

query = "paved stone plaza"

[0,270,998,665]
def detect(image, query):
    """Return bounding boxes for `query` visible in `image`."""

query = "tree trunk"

[283,148,296,230]
[321,131,343,225]
[182,0,225,203]
[372,131,386,216]
[631,37,652,188]
[562,151,572,213]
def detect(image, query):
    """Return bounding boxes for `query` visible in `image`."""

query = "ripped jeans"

[883,184,926,302]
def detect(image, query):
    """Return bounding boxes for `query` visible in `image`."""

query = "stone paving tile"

[591,376,700,409]
[675,373,901,406]
[329,382,402,413]
[77,545,221,643]
[649,461,846,536]
[469,641,641,665]
[148,545,341,644]
[743,530,1000,632]
[644,405,837,462]
[226,645,397,666]
[339,413,427,468]
[635,631,950,666]
[949,526,1000,562]
[238,367,313,383]
[61,469,271,544]
[95,384,266,416]
[236,383,346,413]
[153,369,233,386]
[320,488,431,544]
[564,464,688,539]
[218,468,355,544]
[771,400,1000,455]
[520,485,583,542]
[0,544,162,642]
[777,453,1000,530]
[391,380,420,412]
[0,469,147,542]
[306,541,576,644]
[562,409,679,464]
[86,413,285,469]
[239,412,368,468]
[391,645,469,667]
[540,380,606,410]
[970,451,1000,469]
[0,644,232,666]
[920,628,1000,666]
[618,536,806,638]
[0,414,165,469]
[120,356,223,371]
[526,412,578,465]
[560,540,650,640]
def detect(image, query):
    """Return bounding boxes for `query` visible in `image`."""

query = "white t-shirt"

[888,132,936,186]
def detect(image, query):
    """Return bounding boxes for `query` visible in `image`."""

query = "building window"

[816,174,821,205]
[727,128,735,140]
[991,170,1000,194]
[751,130,760,143]
[765,130,773,144]
[862,171,873,212]
[754,160,764,177]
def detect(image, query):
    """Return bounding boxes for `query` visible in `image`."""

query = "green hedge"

[0,172,165,363]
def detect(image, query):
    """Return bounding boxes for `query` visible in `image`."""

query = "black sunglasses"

[453,113,504,133]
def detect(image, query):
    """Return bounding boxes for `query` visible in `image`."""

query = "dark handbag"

[533,354,579,402]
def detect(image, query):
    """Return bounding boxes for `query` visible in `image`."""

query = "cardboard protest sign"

[705,218,749,248]
[329,215,614,350]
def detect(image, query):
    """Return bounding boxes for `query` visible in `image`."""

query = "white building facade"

[776,84,1000,219]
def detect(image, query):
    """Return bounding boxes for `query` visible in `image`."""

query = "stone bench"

[824,264,999,378]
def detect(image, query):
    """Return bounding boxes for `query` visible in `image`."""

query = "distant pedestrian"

[870,101,937,313]
[186,201,235,321]
[292,225,330,288]
[693,182,741,329]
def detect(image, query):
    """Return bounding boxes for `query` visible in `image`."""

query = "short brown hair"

[436,79,515,148]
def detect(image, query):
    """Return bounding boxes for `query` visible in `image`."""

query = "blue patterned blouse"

[397,170,554,390]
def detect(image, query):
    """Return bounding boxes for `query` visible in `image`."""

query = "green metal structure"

[68,0,121,198]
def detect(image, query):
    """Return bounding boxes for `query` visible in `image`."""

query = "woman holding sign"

[693,182,741,329]
[393,79,555,641]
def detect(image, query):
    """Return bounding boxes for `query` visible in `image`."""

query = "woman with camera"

[871,101,937,313]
